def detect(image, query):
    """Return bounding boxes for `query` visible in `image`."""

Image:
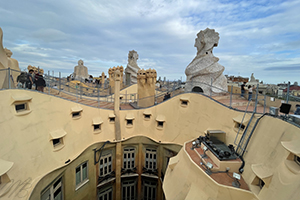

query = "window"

[156,115,165,129]
[125,114,134,127]
[294,155,300,166]
[180,97,189,107]
[71,106,83,119]
[258,179,265,189]
[181,100,188,106]
[145,149,157,170]
[157,121,164,128]
[233,115,250,133]
[0,159,13,185]
[93,118,103,133]
[144,114,151,119]
[143,180,157,200]
[72,112,81,118]
[76,162,88,189]
[122,179,136,200]
[126,119,133,126]
[109,113,115,123]
[123,148,135,169]
[99,153,112,177]
[251,176,265,194]
[12,95,32,115]
[109,117,115,123]
[52,138,61,147]
[235,122,245,130]
[143,111,152,121]
[94,124,101,131]
[50,129,67,151]
[15,103,26,112]
[41,177,63,200]
[98,187,113,200]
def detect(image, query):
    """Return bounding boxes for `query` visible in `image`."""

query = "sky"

[0,0,300,84]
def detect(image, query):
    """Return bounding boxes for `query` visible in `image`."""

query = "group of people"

[241,82,254,101]
[17,69,46,92]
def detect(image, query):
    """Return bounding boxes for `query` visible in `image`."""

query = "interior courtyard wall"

[29,143,99,200]
[163,146,256,200]
[241,116,300,199]
[0,89,271,199]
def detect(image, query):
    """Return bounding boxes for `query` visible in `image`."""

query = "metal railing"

[1,68,300,114]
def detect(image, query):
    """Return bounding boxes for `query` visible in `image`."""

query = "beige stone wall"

[163,145,257,200]
[1,88,300,199]
[137,69,157,108]
[29,143,99,200]
[163,110,300,200]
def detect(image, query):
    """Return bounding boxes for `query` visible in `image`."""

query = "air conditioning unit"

[269,107,279,116]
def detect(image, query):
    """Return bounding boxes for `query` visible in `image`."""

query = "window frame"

[145,148,157,170]
[143,179,157,200]
[41,176,63,200]
[123,147,136,170]
[122,179,137,200]
[294,155,300,166]
[99,153,113,177]
[75,161,89,190]
[98,186,113,200]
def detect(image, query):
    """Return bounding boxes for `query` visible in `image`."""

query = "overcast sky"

[1,0,299,84]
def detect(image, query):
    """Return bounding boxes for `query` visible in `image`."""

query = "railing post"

[254,84,259,113]
[8,68,11,89]
[80,84,82,99]
[263,94,266,113]
[59,72,61,91]
[286,81,290,104]
[210,78,213,97]
[97,87,100,108]
[76,85,78,102]
[48,71,50,95]
[230,85,233,108]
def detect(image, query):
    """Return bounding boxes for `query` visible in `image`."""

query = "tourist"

[16,71,28,88]
[248,85,253,101]
[34,69,39,90]
[295,105,300,115]
[241,82,246,98]
[163,92,171,101]
[35,73,46,92]
[26,69,34,89]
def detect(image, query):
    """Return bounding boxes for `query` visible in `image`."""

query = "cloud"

[0,0,299,84]
[264,65,300,71]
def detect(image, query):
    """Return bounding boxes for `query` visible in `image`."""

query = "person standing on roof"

[26,69,34,89]
[35,72,46,92]
[241,82,246,98]
[248,85,253,101]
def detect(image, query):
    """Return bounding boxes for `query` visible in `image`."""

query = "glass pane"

[41,189,50,200]
[82,164,88,180]
[109,190,112,200]
[76,168,81,185]
[54,187,62,200]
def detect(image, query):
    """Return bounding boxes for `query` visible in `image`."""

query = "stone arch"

[192,86,203,93]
